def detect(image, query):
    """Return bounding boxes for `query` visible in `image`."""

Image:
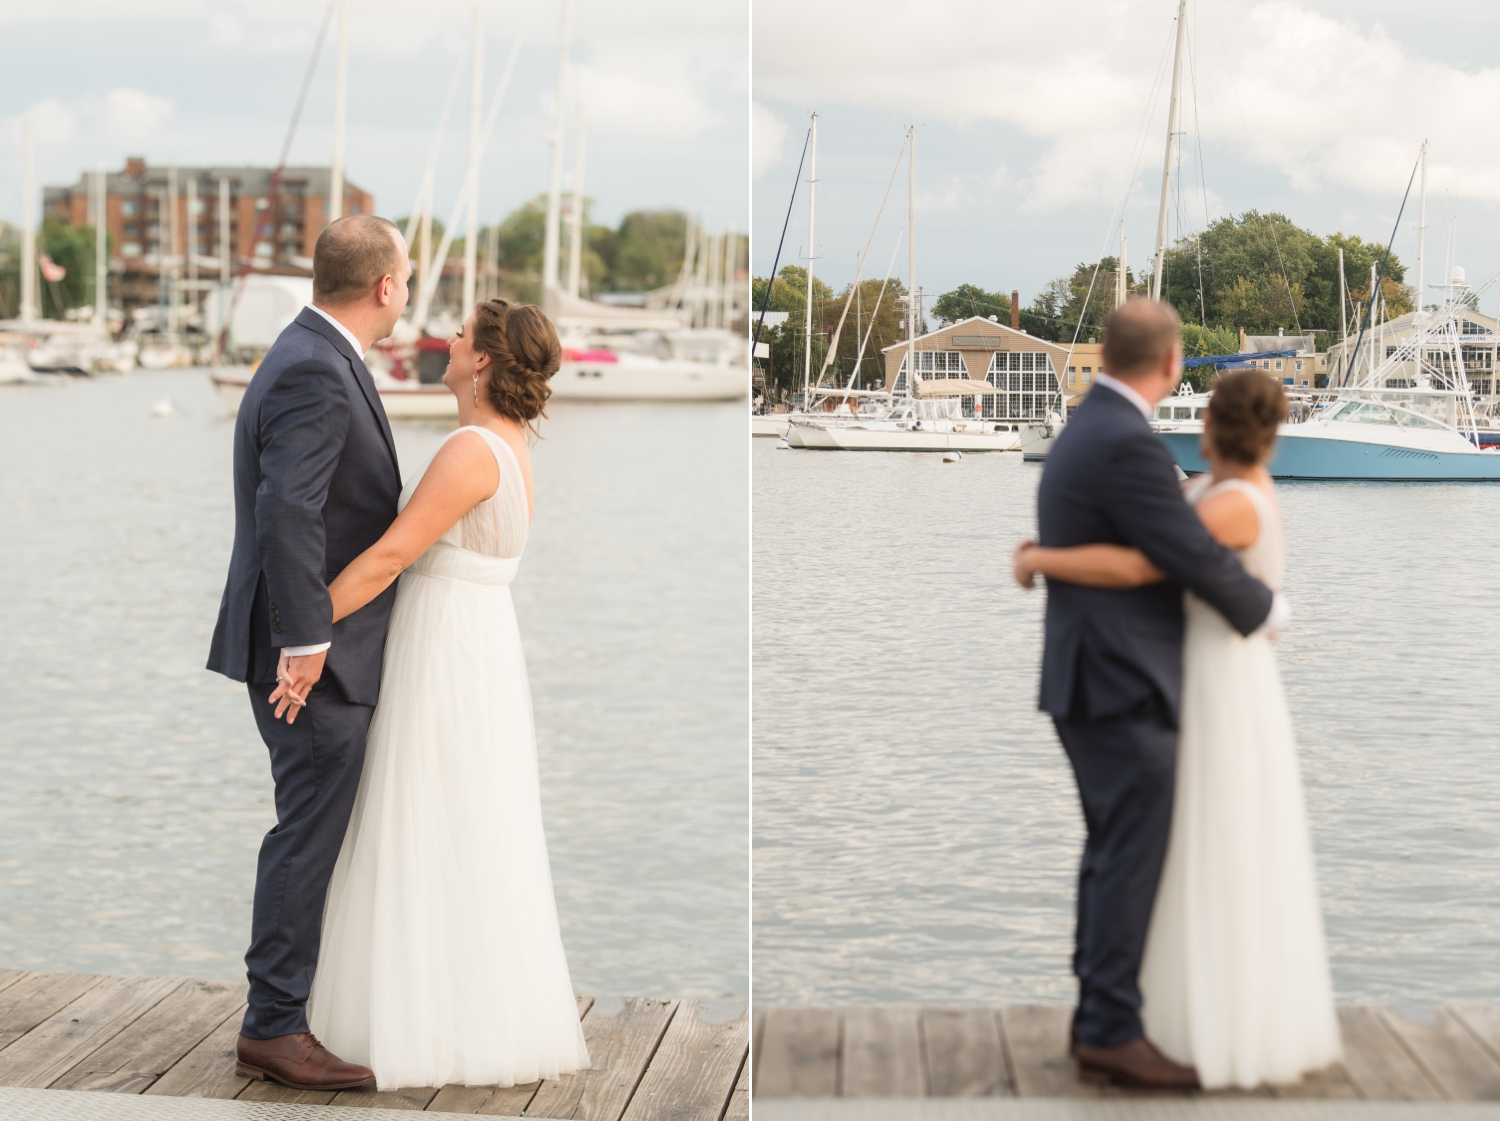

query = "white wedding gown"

[308,425,590,1091]
[1139,477,1341,1090]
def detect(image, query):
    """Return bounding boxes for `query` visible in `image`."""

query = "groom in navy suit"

[1032,300,1286,1087]
[208,214,411,1090]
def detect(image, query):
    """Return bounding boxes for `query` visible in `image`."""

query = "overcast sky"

[753,0,1500,318]
[1,0,747,234]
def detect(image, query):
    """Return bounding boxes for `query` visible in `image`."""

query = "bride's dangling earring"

[472,373,479,406]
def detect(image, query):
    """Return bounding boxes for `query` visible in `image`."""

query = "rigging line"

[1206,0,1301,334]
[1344,152,1421,382]
[847,227,905,391]
[1067,14,1179,374]
[814,136,908,386]
[214,0,337,364]
[1187,17,1209,331]
[753,126,812,354]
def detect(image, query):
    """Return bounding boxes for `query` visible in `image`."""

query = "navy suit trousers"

[241,678,372,1039]
[1053,704,1177,1049]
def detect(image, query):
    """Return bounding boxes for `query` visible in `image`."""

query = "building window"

[190,198,204,216]
[1082,366,1092,375]
[1274,359,1283,371]
[982,351,1059,419]
[122,200,139,217]
[255,198,269,211]
[350,202,361,215]
[1261,360,1270,369]
[123,224,140,236]
[1295,359,1303,371]
[122,242,141,257]
[895,350,966,381]
[1082,369,1092,385]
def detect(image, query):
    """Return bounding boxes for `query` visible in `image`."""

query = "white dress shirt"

[281,305,368,659]
[1091,369,1291,636]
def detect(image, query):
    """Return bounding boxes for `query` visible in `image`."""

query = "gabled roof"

[880,315,1059,353]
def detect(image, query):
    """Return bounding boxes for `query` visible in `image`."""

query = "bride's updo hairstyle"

[1207,368,1288,465]
[471,299,562,428]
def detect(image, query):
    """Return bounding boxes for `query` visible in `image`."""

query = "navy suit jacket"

[207,307,402,705]
[1036,383,1272,723]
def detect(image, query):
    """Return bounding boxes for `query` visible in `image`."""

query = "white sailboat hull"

[789,420,1020,452]
[549,358,746,401]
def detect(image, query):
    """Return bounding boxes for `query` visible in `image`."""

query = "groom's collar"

[1093,371,1155,421]
[304,303,368,360]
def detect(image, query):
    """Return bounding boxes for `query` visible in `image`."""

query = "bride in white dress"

[1019,368,1341,1090]
[300,299,590,1090]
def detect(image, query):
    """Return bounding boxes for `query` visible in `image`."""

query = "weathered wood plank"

[620,1001,747,1121]
[840,1006,924,1098]
[1270,1061,1359,1100]
[0,972,103,1057]
[0,972,25,997]
[753,1007,839,1098]
[1337,1006,1443,1101]
[1454,1005,1500,1069]
[526,996,677,1121]
[52,977,246,1093]
[424,993,595,1115]
[1380,1007,1500,1100]
[0,974,181,1088]
[920,1007,1010,1097]
[721,1058,748,1121]
[236,1079,337,1105]
[997,1005,1102,1099]
[144,1005,250,1100]
[332,1085,439,1110]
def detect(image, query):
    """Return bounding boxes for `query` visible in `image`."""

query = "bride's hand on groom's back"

[1013,539,1039,589]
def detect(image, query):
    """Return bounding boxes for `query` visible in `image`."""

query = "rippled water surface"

[0,370,747,1000]
[753,439,1500,1007]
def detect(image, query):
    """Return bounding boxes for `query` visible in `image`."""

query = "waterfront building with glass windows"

[1322,310,1498,395]
[882,317,1070,419]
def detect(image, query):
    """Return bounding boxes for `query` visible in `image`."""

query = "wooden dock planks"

[0,971,743,1119]
[755,1002,1500,1103]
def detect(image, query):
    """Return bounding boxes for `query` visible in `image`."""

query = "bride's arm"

[327,432,500,623]
[1013,539,1164,589]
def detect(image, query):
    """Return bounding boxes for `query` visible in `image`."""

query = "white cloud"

[103,89,175,139]
[753,0,1500,214]
[752,102,786,179]
[574,50,720,141]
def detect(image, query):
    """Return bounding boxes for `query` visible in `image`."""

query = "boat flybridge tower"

[1337,264,1500,445]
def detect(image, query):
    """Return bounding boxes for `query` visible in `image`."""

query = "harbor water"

[0,370,748,1001]
[754,439,1500,1008]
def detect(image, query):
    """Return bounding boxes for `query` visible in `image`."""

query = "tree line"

[753,211,1416,400]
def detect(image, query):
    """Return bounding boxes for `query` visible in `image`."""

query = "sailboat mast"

[1337,246,1347,386]
[567,105,586,299]
[1117,227,1126,309]
[1151,0,1188,301]
[1416,139,1427,311]
[907,124,916,397]
[94,164,107,328]
[20,120,35,323]
[542,0,572,296]
[803,113,818,404]
[329,0,349,223]
[462,5,483,320]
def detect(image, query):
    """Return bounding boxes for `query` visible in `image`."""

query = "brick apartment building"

[43,157,374,312]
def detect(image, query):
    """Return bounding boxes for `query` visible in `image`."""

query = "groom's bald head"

[1103,299,1180,381]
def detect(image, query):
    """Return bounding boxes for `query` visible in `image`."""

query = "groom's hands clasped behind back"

[268,649,327,724]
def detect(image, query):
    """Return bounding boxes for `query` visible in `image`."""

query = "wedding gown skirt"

[308,428,589,1090]
[1139,478,1341,1089]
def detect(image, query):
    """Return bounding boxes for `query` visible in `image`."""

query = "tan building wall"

[882,316,1072,387]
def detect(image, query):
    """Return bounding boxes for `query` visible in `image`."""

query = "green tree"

[932,283,1010,326]
[35,220,106,317]
[751,264,835,400]
[1153,212,1411,340]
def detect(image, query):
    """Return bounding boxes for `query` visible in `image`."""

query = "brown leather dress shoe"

[236,1032,375,1091]
[1075,1037,1199,1089]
